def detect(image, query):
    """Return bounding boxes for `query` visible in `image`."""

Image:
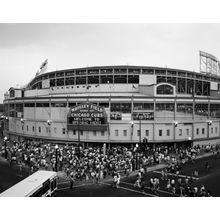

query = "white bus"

[0,170,58,197]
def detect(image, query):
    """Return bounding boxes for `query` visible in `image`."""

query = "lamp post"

[207,120,212,139]
[139,115,143,144]
[131,121,134,148]
[47,119,52,137]
[139,114,144,151]
[4,136,7,159]
[55,144,58,172]
[77,118,81,159]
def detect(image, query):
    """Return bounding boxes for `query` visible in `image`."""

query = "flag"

[40,59,48,70]
[37,59,48,75]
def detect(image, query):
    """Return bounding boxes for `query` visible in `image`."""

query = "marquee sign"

[67,102,108,131]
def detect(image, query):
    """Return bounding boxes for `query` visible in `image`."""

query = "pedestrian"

[70,173,74,189]
[113,172,118,188]
[140,178,145,192]
[116,172,120,188]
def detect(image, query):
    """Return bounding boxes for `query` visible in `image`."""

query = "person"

[149,178,154,190]
[113,172,118,188]
[160,169,164,179]
[193,187,198,197]
[116,172,120,188]
[166,179,171,191]
[200,185,206,197]
[65,167,70,178]
[205,161,210,171]
[70,173,74,189]
[91,171,95,184]
[140,178,145,192]
[134,175,141,188]
[95,171,100,184]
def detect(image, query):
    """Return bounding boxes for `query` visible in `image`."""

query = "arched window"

[156,84,174,95]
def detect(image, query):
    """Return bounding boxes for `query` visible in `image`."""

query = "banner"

[132,112,154,120]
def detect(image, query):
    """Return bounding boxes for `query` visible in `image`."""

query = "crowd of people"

[0,137,219,197]
[132,167,213,197]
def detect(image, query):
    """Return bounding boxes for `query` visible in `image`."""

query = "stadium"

[3,55,220,149]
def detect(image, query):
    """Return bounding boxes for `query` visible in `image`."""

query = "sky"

[1,23,220,103]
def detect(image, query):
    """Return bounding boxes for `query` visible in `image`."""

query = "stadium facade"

[3,65,220,148]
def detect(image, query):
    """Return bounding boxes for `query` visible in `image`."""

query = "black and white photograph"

[2,1,220,219]
[1,23,220,199]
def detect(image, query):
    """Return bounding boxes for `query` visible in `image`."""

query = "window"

[115,130,119,136]
[179,129,182,136]
[196,128,199,135]
[80,130,83,136]
[155,103,174,112]
[32,126,35,132]
[156,84,174,95]
[202,128,205,134]
[46,127,50,133]
[101,131,105,136]
[36,103,49,107]
[186,128,189,136]
[73,130,76,135]
[93,131,97,136]
[137,130,140,136]
[26,125,29,132]
[54,127,57,134]
[211,127,213,134]
[195,104,208,117]
[133,103,154,111]
[51,103,67,107]
[159,129,162,136]
[123,130,127,136]
[99,102,109,108]
[177,103,193,114]
[39,127,41,133]
[62,128,66,134]
[210,104,220,118]
[167,129,170,136]
[145,130,149,136]
[215,127,218,134]
[111,103,131,113]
